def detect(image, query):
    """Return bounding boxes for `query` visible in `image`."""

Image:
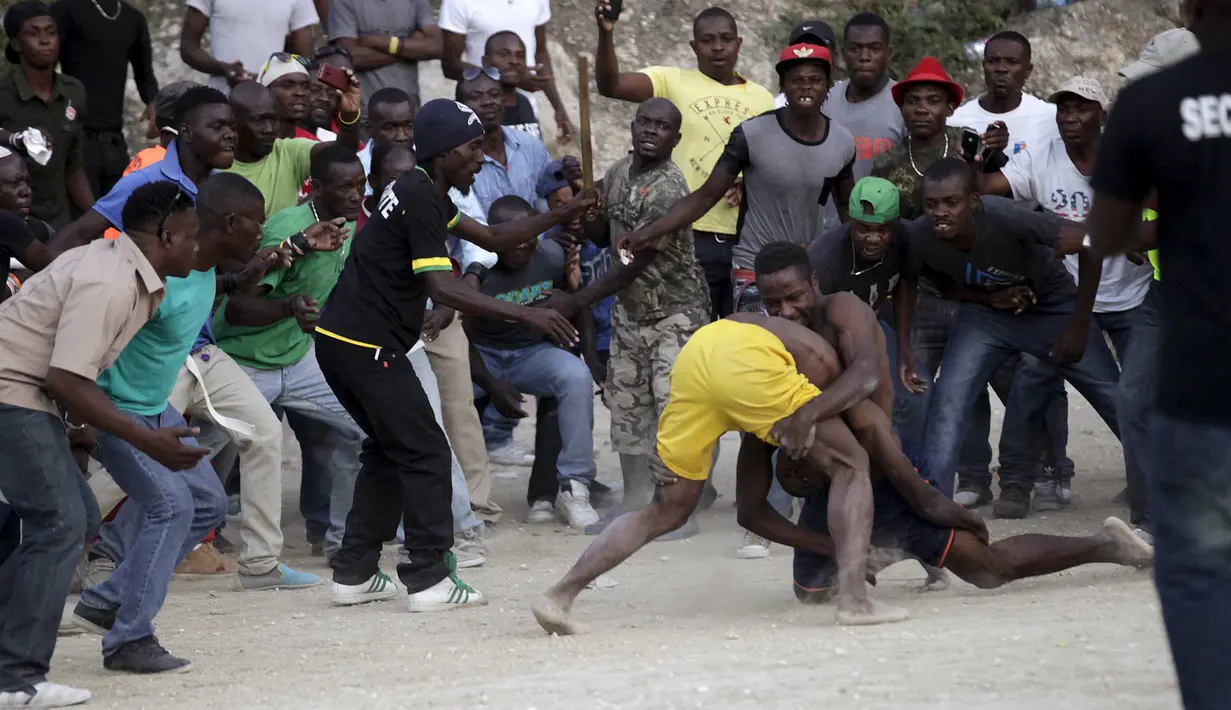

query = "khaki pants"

[425,317,502,521]
[168,345,285,576]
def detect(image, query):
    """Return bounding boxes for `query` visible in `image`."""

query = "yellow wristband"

[337,110,360,126]
[389,36,400,55]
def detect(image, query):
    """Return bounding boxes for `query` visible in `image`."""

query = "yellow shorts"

[654,319,820,481]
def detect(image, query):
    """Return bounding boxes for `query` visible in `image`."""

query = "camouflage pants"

[607,307,708,455]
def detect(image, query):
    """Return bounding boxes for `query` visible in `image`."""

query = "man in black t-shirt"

[1087,5,1231,705]
[898,158,1123,500]
[314,99,593,613]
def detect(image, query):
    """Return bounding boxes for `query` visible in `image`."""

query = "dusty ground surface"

[51,390,1180,709]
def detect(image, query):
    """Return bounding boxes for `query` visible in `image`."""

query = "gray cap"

[1120,28,1200,81]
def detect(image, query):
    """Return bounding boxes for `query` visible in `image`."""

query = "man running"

[533,313,983,633]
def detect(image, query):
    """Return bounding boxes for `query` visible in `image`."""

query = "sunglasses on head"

[268,52,310,68]
[156,185,186,238]
[462,66,501,82]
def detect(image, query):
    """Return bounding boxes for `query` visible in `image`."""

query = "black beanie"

[414,99,485,164]
[4,1,53,65]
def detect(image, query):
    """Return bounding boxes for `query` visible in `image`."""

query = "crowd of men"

[0,0,1225,706]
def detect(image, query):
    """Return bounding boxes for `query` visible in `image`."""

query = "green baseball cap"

[849,177,900,224]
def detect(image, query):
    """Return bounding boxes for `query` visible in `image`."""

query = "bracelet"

[290,232,311,254]
[388,36,400,55]
[337,110,360,126]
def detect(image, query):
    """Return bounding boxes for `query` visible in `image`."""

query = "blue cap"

[414,99,485,164]
[536,160,572,200]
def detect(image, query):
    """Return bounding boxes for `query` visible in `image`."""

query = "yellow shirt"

[640,66,775,236]
[1144,208,1160,281]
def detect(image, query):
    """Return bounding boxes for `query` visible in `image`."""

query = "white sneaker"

[736,530,771,559]
[331,570,400,606]
[488,442,534,467]
[557,480,600,528]
[408,558,487,612]
[0,681,91,707]
[527,500,555,524]
[452,529,487,569]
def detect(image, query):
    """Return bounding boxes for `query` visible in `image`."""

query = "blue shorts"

[793,476,955,603]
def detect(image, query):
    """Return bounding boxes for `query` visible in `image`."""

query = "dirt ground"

[51,390,1181,709]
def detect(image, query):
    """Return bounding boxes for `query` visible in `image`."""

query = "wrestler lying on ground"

[741,437,1154,602]
[533,313,985,633]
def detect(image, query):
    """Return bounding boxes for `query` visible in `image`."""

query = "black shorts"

[793,476,955,604]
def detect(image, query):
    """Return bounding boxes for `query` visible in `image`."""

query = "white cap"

[257,53,308,87]
[1120,28,1200,81]
[1048,76,1109,107]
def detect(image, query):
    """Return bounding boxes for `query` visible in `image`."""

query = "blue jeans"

[241,344,364,558]
[0,405,100,690]
[910,294,1073,492]
[1148,413,1231,709]
[920,300,1121,496]
[80,407,227,655]
[880,319,924,463]
[996,354,1072,489]
[473,342,596,484]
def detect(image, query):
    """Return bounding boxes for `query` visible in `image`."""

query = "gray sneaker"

[1033,480,1065,511]
[452,529,487,569]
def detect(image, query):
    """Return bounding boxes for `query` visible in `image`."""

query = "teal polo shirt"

[97,267,216,415]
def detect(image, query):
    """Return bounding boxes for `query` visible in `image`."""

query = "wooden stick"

[578,54,595,189]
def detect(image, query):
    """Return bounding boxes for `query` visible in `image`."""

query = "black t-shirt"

[809,221,915,316]
[466,239,564,349]
[318,168,457,350]
[906,196,1075,304]
[1092,47,1231,422]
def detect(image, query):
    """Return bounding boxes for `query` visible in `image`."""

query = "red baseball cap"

[891,56,965,107]
[775,43,832,76]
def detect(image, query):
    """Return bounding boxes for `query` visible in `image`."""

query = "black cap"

[3,0,53,65]
[789,19,836,49]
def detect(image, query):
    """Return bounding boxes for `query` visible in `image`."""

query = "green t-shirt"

[223,138,315,218]
[213,202,355,369]
[99,268,216,415]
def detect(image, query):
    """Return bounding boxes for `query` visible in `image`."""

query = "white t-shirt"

[1001,136,1152,312]
[948,92,1059,159]
[439,0,550,69]
[187,0,319,92]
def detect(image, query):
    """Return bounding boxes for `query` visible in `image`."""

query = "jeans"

[910,293,1073,492]
[167,345,287,576]
[240,344,364,558]
[473,342,596,485]
[693,232,735,321]
[410,347,481,534]
[920,300,1121,496]
[995,354,1072,489]
[1000,292,1159,519]
[1148,414,1231,710]
[0,405,100,690]
[80,407,227,655]
[480,403,519,451]
[315,335,452,593]
[880,320,923,462]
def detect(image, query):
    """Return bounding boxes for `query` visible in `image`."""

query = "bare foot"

[916,563,950,593]
[835,596,910,626]
[532,594,587,636]
[653,515,699,542]
[1102,517,1154,568]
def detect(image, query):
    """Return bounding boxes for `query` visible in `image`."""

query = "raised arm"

[618,168,733,252]
[594,2,653,102]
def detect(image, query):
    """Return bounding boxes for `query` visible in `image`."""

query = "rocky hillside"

[2,0,1180,171]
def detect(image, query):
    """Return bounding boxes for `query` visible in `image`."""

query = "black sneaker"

[72,601,116,635]
[993,485,1032,519]
[103,636,193,674]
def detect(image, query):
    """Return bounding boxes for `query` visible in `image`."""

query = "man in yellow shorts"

[532,313,978,633]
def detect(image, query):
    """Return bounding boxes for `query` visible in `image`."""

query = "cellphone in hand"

[959,128,982,163]
[600,0,623,22]
[317,63,350,92]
